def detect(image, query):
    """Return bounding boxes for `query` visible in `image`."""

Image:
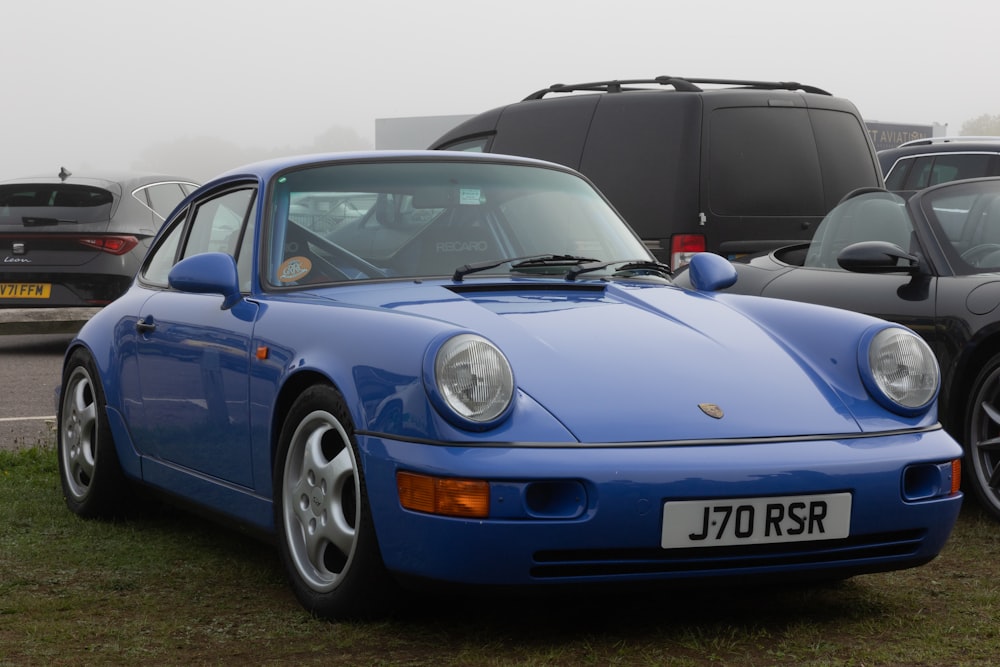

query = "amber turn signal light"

[397,471,489,518]
[951,459,962,495]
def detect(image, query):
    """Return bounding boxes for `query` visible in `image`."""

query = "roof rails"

[896,135,1000,148]
[522,76,832,100]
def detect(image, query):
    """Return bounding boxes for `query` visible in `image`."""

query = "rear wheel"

[273,384,395,618]
[965,353,1000,520]
[57,348,130,518]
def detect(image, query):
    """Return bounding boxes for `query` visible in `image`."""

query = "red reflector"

[77,236,139,256]
[670,234,706,270]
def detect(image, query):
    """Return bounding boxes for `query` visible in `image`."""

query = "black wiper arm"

[612,260,673,277]
[453,254,599,281]
[565,259,672,281]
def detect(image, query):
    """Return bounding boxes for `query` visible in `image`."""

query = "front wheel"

[273,384,395,619]
[57,348,130,518]
[965,353,1000,520]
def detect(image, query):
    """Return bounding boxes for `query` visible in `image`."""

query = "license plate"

[0,283,51,299]
[661,492,851,549]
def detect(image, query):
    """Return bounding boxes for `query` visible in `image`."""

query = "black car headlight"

[425,333,514,430]
[859,326,939,416]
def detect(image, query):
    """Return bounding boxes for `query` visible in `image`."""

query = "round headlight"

[862,327,939,415]
[431,334,514,428]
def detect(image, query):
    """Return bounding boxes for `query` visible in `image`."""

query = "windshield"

[264,160,651,286]
[920,179,1000,274]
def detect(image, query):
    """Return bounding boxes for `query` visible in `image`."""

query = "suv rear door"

[702,94,881,259]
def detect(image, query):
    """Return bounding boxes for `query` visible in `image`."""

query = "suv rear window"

[708,107,876,217]
[0,184,114,226]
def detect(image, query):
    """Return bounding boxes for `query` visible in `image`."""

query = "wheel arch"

[269,369,341,471]
[946,333,1000,442]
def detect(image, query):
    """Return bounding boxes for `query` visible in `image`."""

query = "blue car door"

[127,186,259,487]
[131,291,258,486]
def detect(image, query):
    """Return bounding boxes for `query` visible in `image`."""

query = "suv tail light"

[76,235,139,256]
[671,234,705,270]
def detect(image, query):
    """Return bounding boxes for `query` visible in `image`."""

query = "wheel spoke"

[976,435,1000,451]
[974,389,1000,505]
[322,447,358,556]
[982,400,1000,428]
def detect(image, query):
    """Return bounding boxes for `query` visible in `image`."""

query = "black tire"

[57,348,131,518]
[965,353,1000,520]
[273,384,395,619]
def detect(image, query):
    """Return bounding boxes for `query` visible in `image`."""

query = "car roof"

[521,76,833,99]
[204,149,579,185]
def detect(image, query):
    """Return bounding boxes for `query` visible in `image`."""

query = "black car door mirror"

[837,241,919,274]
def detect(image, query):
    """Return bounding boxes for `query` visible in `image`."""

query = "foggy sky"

[4,0,997,183]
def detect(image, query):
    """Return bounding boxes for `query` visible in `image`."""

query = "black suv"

[430,76,882,269]
[879,136,1000,193]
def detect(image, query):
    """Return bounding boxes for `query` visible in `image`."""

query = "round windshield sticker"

[278,256,312,283]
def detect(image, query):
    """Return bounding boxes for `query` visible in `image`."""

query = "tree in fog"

[961,114,1000,136]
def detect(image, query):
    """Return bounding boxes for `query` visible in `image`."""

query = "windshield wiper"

[564,259,672,281]
[452,254,599,281]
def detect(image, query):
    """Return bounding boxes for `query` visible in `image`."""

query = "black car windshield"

[920,179,1000,274]
[0,184,113,227]
[264,159,652,286]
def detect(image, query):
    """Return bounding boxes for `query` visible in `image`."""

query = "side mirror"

[687,252,738,291]
[837,241,918,274]
[168,252,243,309]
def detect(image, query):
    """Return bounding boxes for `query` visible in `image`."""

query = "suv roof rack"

[523,76,832,100]
[896,135,1000,148]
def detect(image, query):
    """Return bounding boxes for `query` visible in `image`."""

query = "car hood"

[314,279,868,442]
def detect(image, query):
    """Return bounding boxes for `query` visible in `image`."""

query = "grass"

[3,444,1000,666]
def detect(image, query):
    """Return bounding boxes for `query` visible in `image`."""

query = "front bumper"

[359,428,963,587]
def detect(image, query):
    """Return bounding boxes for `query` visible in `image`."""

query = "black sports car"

[674,177,1000,520]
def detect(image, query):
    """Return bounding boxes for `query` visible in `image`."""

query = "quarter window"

[141,187,256,288]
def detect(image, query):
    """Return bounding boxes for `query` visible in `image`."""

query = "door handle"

[136,316,156,334]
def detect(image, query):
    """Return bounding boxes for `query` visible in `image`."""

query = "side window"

[903,157,934,190]
[142,215,187,286]
[141,187,256,289]
[884,158,912,190]
[181,189,255,259]
[805,195,913,269]
[140,183,194,220]
[929,154,994,186]
[236,208,256,292]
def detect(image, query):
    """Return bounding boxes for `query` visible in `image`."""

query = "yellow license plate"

[0,283,51,298]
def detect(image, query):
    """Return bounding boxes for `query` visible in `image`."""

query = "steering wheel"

[286,221,387,279]
[961,244,1000,266]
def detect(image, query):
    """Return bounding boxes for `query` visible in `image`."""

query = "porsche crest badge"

[698,403,724,419]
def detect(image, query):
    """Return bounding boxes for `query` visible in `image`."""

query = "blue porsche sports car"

[58,151,963,619]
